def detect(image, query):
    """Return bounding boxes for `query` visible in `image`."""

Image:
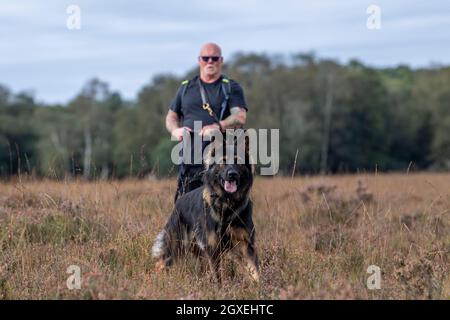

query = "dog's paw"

[154,260,166,273]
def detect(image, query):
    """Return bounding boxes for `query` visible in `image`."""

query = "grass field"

[0,173,449,299]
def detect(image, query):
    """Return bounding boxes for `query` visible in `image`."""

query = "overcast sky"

[1,0,449,104]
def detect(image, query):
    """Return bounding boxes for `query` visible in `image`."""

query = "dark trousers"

[174,165,205,203]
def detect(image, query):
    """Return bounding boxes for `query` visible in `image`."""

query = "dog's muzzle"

[223,169,239,193]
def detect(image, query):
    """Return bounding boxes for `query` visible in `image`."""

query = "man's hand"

[171,127,192,141]
[199,123,221,138]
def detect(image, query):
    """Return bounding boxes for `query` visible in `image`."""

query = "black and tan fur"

[151,136,259,283]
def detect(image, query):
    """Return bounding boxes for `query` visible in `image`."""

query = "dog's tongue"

[224,180,237,193]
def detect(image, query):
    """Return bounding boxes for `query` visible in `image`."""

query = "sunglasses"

[199,56,222,62]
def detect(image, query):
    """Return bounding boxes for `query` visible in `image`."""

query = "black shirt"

[170,75,247,129]
[169,75,247,167]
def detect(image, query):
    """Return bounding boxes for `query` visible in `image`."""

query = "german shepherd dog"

[151,134,259,283]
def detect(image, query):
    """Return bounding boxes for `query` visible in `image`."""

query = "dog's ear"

[247,146,256,176]
[243,131,257,175]
[204,143,214,169]
[204,138,224,169]
[233,129,256,175]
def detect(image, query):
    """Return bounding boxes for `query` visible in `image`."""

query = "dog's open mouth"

[223,180,238,193]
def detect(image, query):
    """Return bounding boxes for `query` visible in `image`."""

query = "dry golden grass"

[0,173,449,299]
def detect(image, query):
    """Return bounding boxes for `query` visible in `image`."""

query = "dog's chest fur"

[199,187,251,249]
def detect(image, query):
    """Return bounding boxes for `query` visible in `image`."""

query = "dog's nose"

[227,170,239,180]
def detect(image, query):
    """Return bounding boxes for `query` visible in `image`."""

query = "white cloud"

[1,0,450,103]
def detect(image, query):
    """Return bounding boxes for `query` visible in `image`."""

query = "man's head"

[198,43,223,80]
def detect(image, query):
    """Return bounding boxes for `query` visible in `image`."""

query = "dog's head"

[203,131,254,200]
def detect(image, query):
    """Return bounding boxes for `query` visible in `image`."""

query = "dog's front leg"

[191,243,207,274]
[243,242,260,283]
[233,241,260,283]
[206,247,222,284]
[230,228,260,283]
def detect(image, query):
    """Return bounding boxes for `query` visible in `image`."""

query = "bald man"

[166,43,248,202]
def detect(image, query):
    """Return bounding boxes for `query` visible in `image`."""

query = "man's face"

[198,46,223,77]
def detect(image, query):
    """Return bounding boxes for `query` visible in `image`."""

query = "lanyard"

[198,78,221,123]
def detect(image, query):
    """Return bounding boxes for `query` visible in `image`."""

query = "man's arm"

[219,107,247,130]
[166,110,181,133]
[198,107,246,137]
[166,110,190,141]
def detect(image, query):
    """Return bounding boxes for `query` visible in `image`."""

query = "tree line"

[1,52,449,179]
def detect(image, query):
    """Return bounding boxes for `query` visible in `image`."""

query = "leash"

[197,78,222,124]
